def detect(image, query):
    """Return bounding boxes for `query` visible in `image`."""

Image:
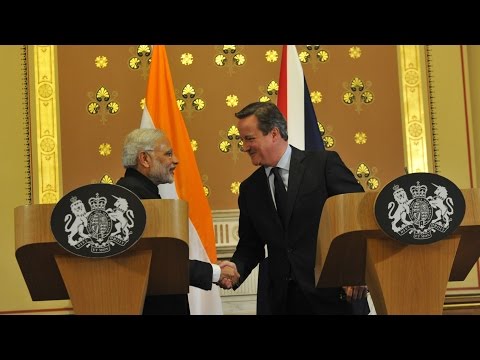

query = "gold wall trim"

[21,46,33,204]
[33,45,61,203]
[397,45,432,173]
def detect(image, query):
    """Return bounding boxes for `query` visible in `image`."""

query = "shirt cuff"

[212,263,221,283]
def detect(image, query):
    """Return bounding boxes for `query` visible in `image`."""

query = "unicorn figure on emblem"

[106,195,135,241]
[427,183,454,228]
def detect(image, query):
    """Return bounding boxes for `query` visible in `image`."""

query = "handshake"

[216,260,240,289]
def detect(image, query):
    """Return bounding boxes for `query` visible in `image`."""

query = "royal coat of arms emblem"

[51,184,146,258]
[375,173,465,245]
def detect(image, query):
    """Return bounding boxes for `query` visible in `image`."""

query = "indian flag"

[140,45,223,315]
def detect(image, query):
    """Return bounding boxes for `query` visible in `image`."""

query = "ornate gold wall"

[0,46,72,313]
[55,45,405,210]
[1,45,478,313]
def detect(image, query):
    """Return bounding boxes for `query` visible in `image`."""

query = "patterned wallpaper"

[56,45,405,211]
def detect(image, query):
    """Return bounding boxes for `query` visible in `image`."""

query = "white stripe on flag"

[141,106,223,315]
[286,45,305,150]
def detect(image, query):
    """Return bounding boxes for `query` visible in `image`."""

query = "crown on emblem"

[410,181,427,198]
[392,184,403,195]
[70,196,83,206]
[88,193,107,211]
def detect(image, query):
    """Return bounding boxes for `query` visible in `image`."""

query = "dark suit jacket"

[231,147,367,315]
[117,168,213,315]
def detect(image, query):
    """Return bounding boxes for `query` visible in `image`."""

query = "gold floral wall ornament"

[191,139,198,152]
[226,94,239,108]
[348,46,362,59]
[317,121,332,147]
[310,90,322,104]
[265,49,279,62]
[95,56,108,68]
[38,84,53,98]
[298,45,329,71]
[317,50,329,62]
[203,185,210,197]
[354,132,367,144]
[99,143,112,156]
[40,137,55,153]
[230,181,241,195]
[258,80,279,102]
[214,45,246,76]
[408,122,423,137]
[318,122,325,136]
[342,77,374,113]
[128,45,152,80]
[218,125,243,161]
[140,97,146,110]
[176,83,206,122]
[323,135,334,148]
[356,163,370,178]
[180,52,194,66]
[87,86,120,124]
[100,174,114,184]
[355,163,380,191]
[219,141,231,152]
[366,178,380,190]
[177,99,186,111]
[201,174,210,197]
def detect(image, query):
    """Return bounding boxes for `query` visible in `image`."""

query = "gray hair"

[122,128,166,168]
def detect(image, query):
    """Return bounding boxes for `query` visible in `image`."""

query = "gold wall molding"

[397,45,433,173]
[21,46,33,204]
[33,45,62,203]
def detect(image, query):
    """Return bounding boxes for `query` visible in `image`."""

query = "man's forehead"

[238,119,258,131]
[156,137,172,149]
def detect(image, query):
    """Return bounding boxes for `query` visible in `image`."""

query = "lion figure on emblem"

[64,198,91,246]
[388,186,413,232]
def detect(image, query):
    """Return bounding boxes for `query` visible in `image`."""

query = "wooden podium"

[314,189,480,315]
[15,199,189,315]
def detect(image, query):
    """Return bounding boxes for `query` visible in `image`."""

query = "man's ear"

[271,127,280,141]
[138,151,150,168]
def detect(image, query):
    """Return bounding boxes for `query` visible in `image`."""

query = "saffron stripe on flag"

[140,45,223,315]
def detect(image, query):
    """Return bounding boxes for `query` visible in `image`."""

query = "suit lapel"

[251,148,307,229]
[285,147,306,227]
[252,167,283,227]
[253,168,278,213]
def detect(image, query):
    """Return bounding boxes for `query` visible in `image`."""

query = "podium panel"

[15,199,188,314]
[314,189,480,315]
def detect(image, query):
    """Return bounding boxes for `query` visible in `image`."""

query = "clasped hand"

[216,260,240,289]
[342,285,369,302]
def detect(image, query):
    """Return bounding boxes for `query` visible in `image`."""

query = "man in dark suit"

[117,128,238,315]
[223,102,368,315]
